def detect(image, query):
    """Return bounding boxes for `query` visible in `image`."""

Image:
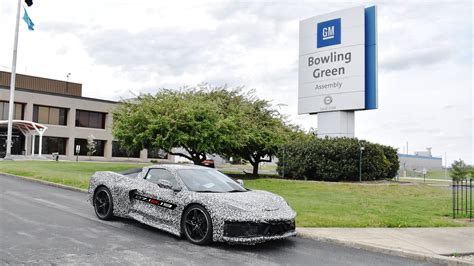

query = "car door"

[129,168,181,227]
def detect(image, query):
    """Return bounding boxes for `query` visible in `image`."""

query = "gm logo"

[317,18,341,48]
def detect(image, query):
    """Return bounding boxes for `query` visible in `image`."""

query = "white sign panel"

[298,6,366,114]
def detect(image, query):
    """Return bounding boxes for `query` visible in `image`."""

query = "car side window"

[144,168,178,188]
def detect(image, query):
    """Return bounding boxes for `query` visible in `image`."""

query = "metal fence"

[452,179,472,221]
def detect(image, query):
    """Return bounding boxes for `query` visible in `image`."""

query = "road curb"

[296,229,471,266]
[0,172,88,194]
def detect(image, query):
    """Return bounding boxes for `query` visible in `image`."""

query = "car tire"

[182,205,213,245]
[93,186,114,220]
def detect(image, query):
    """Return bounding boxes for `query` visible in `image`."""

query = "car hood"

[194,190,291,213]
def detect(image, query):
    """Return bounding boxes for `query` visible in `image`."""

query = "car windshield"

[177,169,247,193]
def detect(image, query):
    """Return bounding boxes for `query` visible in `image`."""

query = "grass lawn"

[398,177,451,185]
[426,169,451,179]
[217,164,277,171]
[244,179,461,227]
[406,169,451,180]
[0,160,151,189]
[0,160,462,227]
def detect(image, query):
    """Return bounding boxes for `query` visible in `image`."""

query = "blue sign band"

[365,6,377,110]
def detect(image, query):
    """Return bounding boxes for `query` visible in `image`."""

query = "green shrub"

[276,137,399,181]
[450,159,470,181]
[381,144,400,179]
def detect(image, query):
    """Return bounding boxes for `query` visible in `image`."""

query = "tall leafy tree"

[113,86,293,174]
[112,88,240,165]
[222,92,292,176]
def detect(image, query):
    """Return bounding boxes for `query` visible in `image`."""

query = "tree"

[86,134,96,159]
[215,90,293,176]
[450,159,469,181]
[236,114,287,175]
[113,86,294,173]
[112,87,240,165]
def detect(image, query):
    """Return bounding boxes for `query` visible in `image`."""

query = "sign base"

[317,111,354,138]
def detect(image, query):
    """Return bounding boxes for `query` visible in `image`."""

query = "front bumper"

[221,220,296,244]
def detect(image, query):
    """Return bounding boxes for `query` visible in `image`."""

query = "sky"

[0,0,472,165]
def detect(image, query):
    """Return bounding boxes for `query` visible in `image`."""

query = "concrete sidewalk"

[297,227,474,265]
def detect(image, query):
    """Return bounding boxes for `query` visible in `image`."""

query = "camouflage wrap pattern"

[88,164,296,244]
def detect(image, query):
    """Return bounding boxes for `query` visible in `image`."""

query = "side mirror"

[236,179,244,186]
[157,179,173,190]
[157,179,181,192]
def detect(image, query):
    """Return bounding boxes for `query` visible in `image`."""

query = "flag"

[23,8,34,31]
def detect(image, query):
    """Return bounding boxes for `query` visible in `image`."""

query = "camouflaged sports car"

[88,164,296,245]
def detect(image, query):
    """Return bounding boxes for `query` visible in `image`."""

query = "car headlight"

[281,198,291,207]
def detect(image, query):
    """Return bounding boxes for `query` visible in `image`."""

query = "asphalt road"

[0,174,438,265]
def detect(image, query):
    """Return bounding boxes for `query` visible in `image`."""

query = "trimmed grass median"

[0,160,461,227]
[244,179,459,227]
[0,160,150,189]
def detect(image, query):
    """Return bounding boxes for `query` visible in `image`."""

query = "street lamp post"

[358,142,365,182]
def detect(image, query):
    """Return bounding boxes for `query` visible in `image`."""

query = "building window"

[112,141,140,158]
[75,110,106,129]
[33,105,68,125]
[34,136,67,155]
[74,138,105,156]
[0,101,24,120]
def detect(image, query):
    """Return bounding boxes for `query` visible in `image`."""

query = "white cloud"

[0,0,472,164]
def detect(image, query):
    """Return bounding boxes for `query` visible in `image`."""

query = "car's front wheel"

[182,205,213,245]
[93,186,114,220]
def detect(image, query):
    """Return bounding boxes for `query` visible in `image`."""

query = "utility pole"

[5,0,22,159]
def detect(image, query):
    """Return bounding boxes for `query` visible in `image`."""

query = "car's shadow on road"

[211,237,297,252]
[112,216,297,252]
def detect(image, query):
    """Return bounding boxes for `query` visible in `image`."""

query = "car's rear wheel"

[182,205,213,245]
[93,186,114,220]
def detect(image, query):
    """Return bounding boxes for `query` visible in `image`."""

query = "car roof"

[148,164,209,171]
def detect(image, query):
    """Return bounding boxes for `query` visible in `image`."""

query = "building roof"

[0,71,82,97]
[0,87,118,104]
[398,153,442,160]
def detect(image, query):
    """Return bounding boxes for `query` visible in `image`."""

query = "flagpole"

[5,0,22,159]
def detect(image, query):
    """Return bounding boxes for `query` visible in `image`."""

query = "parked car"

[200,159,215,168]
[88,164,296,245]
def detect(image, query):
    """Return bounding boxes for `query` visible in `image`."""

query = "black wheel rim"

[184,208,208,242]
[94,190,110,217]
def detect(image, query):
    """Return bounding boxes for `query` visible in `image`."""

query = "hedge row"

[276,137,399,181]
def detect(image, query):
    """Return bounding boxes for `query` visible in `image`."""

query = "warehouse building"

[398,148,443,176]
[0,71,166,161]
